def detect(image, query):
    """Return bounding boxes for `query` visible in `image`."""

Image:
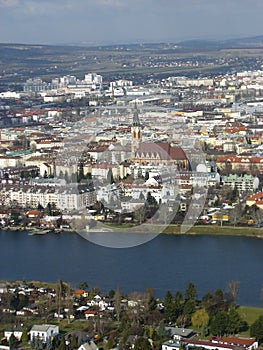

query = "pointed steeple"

[131,101,142,156]
[133,101,141,127]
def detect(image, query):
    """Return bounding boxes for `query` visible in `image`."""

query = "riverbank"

[162,224,263,238]
[2,223,263,238]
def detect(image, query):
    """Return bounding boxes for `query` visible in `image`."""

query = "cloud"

[0,0,262,44]
[0,0,20,7]
[95,0,127,7]
[0,0,126,16]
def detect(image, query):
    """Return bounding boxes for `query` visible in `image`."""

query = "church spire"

[131,102,142,156]
[133,101,141,127]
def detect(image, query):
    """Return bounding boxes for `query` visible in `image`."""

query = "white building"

[0,181,96,211]
[30,324,59,343]
[0,91,21,99]
[84,73,102,87]
[78,341,98,350]
[4,327,23,341]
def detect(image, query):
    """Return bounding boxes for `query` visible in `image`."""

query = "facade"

[78,341,98,350]
[162,337,258,350]
[4,327,23,341]
[133,141,189,169]
[217,155,263,174]
[162,340,181,350]
[221,174,259,193]
[0,180,96,211]
[131,105,189,169]
[184,337,258,350]
[246,191,263,209]
[30,324,59,343]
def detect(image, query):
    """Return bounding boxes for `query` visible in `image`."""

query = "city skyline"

[0,0,263,45]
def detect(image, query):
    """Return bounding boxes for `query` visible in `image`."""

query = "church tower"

[131,102,142,154]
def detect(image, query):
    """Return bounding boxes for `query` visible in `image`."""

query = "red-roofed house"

[177,337,258,350]
[74,290,89,298]
[246,192,263,208]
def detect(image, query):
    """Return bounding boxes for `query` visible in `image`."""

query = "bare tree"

[114,286,121,322]
[226,281,240,306]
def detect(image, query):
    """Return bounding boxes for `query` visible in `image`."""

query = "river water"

[1,229,263,307]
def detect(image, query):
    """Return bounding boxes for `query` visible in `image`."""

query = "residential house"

[78,341,98,350]
[165,327,195,340]
[30,324,59,343]
[221,174,259,193]
[183,337,258,350]
[74,290,89,299]
[246,192,263,209]
[162,339,181,350]
[0,283,8,294]
[4,326,24,341]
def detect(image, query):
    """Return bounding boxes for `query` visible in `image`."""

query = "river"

[1,229,263,307]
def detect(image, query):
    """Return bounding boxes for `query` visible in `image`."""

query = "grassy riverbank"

[3,223,263,239]
[162,224,263,238]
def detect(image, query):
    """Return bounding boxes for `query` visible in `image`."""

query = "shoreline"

[162,224,263,238]
[2,224,263,239]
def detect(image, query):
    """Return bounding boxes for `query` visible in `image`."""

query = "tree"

[70,335,78,349]
[134,337,151,350]
[191,308,209,330]
[21,328,29,344]
[134,205,146,225]
[163,290,175,323]
[106,336,115,350]
[183,299,196,325]
[148,294,157,312]
[31,335,37,349]
[58,337,66,350]
[157,320,167,339]
[108,289,115,299]
[227,307,246,335]
[185,282,197,301]
[17,293,28,310]
[225,281,240,306]
[77,281,89,291]
[46,337,53,350]
[56,279,66,322]
[250,315,263,341]
[9,334,18,350]
[114,286,121,322]
[146,192,158,207]
[201,292,213,310]
[210,311,229,336]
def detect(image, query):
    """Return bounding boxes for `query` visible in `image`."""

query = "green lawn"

[162,225,263,238]
[238,305,263,326]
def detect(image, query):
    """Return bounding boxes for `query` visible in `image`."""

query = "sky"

[0,0,263,45]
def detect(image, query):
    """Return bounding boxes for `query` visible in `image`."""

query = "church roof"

[135,142,187,161]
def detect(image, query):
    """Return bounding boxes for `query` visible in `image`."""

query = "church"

[131,106,189,170]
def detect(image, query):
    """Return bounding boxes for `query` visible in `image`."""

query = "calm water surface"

[1,229,263,306]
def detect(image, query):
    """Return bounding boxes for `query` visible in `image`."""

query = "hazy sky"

[0,0,262,45]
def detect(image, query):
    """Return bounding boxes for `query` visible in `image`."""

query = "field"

[238,306,263,326]
[1,38,263,88]
[163,225,263,238]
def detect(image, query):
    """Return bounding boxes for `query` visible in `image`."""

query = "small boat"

[28,228,51,235]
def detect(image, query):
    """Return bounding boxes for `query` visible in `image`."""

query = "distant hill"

[1,35,263,53]
[63,35,263,51]
[177,35,263,50]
